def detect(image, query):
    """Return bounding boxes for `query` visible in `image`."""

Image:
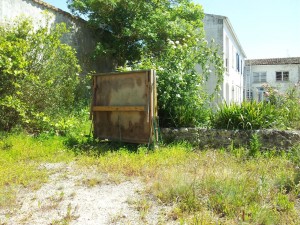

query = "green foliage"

[249,133,261,157]
[263,83,300,129]
[68,0,205,65]
[120,40,222,127]
[2,130,300,224]
[0,16,81,133]
[68,0,224,127]
[212,83,300,130]
[211,101,282,130]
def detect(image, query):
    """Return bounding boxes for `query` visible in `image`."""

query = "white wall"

[202,14,246,105]
[202,14,224,104]
[222,21,245,104]
[245,63,300,101]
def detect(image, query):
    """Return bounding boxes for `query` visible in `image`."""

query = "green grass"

[0,132,75,207]
[1,131,300,224]
[153,151,299,224]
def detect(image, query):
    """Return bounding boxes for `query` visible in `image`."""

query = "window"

[257,87,265,102]
[225,36,229,72]
[236,53,240,72]
[245,89,253,100]
[253,72,267,83]
[232,46,234,68]
[276,71,289,81]
[240,60,243,74]
[225,58,229,72]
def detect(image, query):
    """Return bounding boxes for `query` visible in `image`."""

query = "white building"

[203,14,247,105]
[244,57,300,101]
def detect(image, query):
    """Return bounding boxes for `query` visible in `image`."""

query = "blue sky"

[44,0,300,59]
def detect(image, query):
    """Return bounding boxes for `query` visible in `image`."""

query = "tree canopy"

[0,16,81,132]
[68,0,206,65]
[68,0,224,127]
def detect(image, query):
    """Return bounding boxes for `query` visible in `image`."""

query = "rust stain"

[93,71,154,143]
[136,77,142,86]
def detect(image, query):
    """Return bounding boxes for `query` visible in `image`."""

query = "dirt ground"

[0,163,177,225]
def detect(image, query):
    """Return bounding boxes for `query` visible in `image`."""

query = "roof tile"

[245,57,300,66]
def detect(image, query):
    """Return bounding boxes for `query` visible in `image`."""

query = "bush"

[0,16,81,132]
[263,83,300,129]
[211,101,283,130]
[78,0,225,128]
[212,82,300,130]
[118,39,223,128]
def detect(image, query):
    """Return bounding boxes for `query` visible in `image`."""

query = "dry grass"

[75,143,300,224]
[1,132,300,224]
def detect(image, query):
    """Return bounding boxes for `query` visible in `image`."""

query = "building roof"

[205,13,247,58]
[29,0,85,23]
[29,2,248,59]
[245,57,300,66]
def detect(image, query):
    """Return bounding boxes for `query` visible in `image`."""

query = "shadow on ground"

[63,135,146,156]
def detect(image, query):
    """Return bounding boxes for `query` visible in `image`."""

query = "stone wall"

[0,0,112,74]
[161,128,300,150]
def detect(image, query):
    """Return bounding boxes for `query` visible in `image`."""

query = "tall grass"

[73,140,300,224]
[1,130,300,224]
[212,84,300,130]
[0,106,91,207]
[211,101,283,130]
[149,149,300,224]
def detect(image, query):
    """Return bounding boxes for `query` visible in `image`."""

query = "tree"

[68,0,224,127]
[0,16,81,132]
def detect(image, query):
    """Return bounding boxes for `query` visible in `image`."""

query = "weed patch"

[1,132,300,224]
[0,133,74,208]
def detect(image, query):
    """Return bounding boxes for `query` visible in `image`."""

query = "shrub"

[263,83,300,129]
[212,83,300,130]
[211,101,283,130]
[249,133,261,157]
[74,0,225,128]
[118,39,223,128]
[0,16,81,132]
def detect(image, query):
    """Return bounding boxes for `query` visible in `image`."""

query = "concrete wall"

[0,0,112,74]
[203,14,224,49]
[162,128,300,150]
[202,14,224,102]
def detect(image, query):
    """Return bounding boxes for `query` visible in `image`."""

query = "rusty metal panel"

[92,70,157,144]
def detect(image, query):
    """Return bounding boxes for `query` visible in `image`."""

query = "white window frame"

[253,72,267,83]
[257,87,265,102]
[246,89,253,100]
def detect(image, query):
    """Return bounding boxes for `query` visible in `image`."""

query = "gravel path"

[0,163,175,225]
